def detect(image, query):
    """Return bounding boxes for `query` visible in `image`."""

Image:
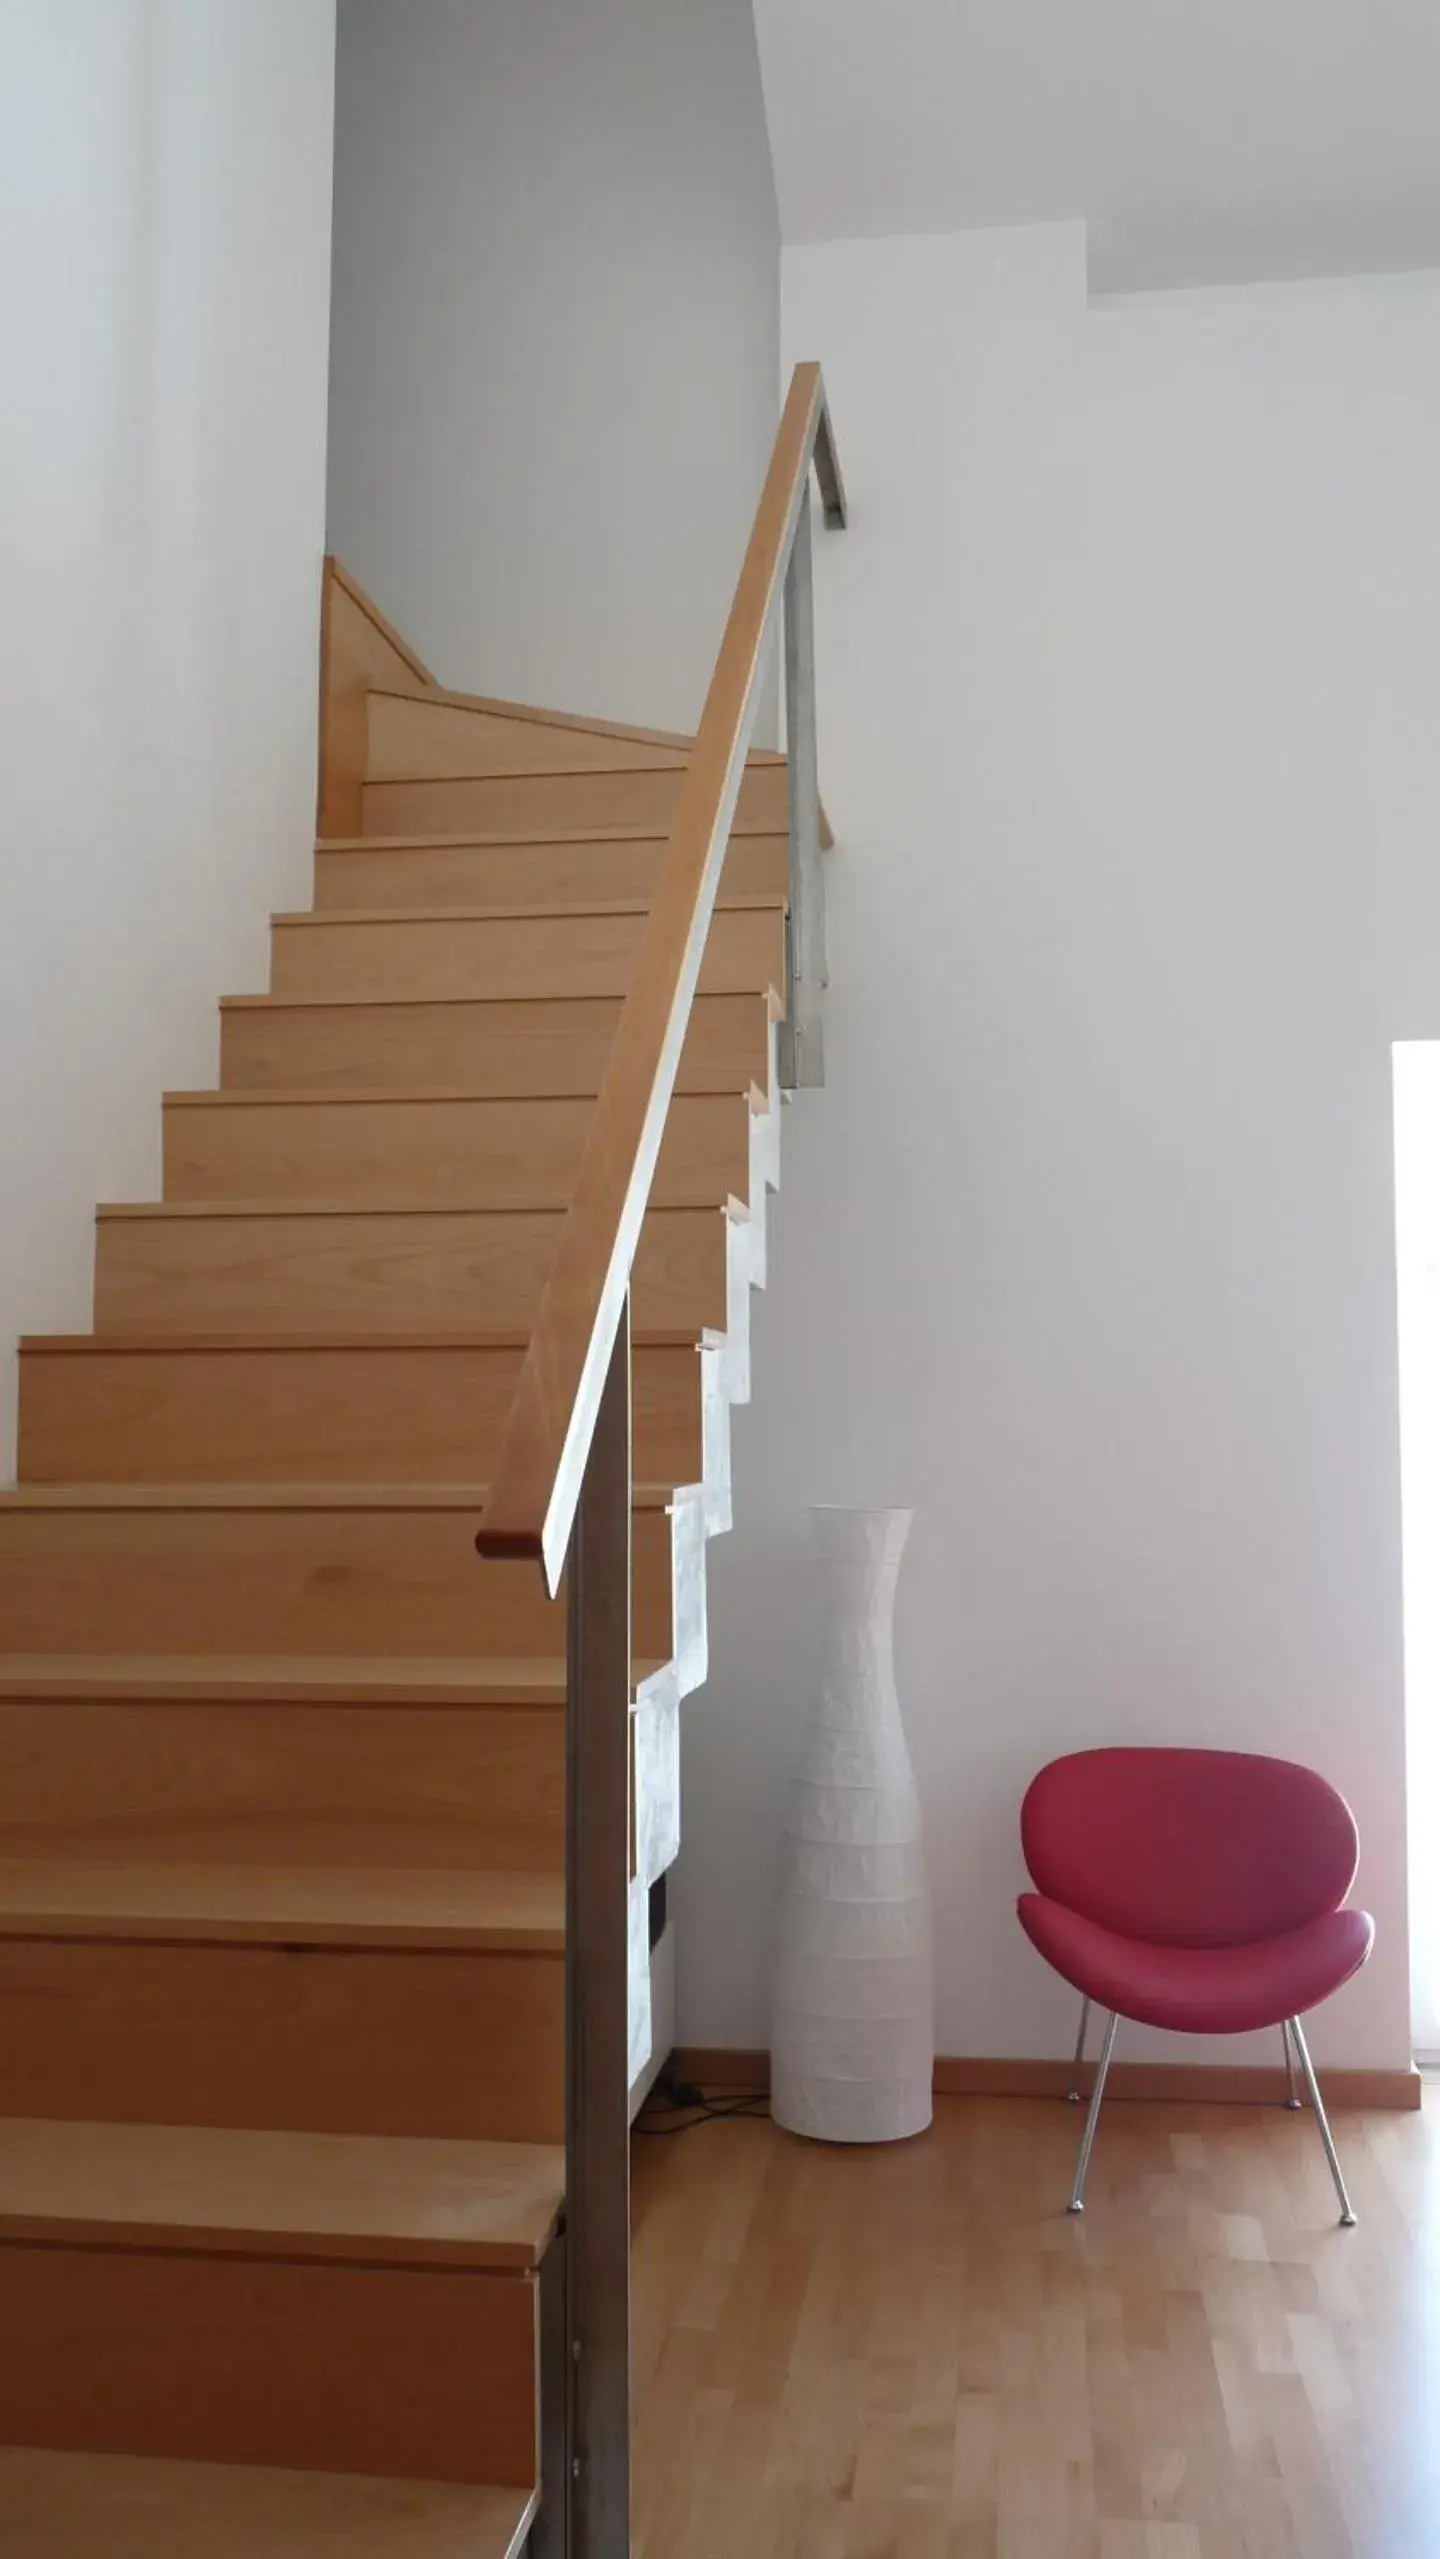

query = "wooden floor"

[632,2082,1440,2558]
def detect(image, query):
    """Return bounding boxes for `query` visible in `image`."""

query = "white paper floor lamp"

[771,1506,934,2143]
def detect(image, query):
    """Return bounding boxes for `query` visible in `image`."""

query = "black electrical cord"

[634,2069,771,2135]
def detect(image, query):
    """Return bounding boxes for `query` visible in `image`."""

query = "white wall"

[0,0,336,1459]
[678,224,1440,2072]
[326,0,780,735]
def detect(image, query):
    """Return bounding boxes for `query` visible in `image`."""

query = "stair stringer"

[627,1021,783,2079]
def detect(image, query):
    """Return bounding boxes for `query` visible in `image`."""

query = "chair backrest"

[1021,1747,1359,1949]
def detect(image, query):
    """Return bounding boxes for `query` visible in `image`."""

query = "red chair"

[1017,1748,1374,2223]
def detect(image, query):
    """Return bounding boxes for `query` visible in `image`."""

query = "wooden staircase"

[0,369,844,2554]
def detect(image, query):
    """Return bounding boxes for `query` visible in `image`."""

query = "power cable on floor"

[634,2069,771,2135]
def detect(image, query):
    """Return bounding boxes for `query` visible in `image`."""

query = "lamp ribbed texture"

[771,1508,934,2142]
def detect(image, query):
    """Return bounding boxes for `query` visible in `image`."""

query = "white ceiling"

[753,0,1440,292]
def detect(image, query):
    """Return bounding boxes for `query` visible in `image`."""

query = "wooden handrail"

[477,362,846,1588]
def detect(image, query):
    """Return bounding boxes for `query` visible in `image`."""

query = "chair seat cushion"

[1017,1892,1374,2034]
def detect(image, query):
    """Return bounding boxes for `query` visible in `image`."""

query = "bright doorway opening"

[1394,1041,1440,2058]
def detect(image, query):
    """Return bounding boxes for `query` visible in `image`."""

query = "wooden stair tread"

[0,1478,683,1512]
[0,2116,563,2268]
[366,757,692,784]
[0,1859,564,1950]
[272,893,785,926]
[319,821,781,849]
[0,1653,579,1704]
[96,1192,745,1218]
[0,2450,535,2559]
[219,983,781,1012]
[359,754,749,781]
[162,1084,752,1108]
[21,1327,705,1353]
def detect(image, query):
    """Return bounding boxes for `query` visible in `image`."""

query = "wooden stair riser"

[19,1340,705,1487]
[314,829,787,913]
[269,902,785,1006]
[0,1503,677,1658]
[360,761,786,838]
[95,1203,733,1336]
[160,1090,753,1212]
[220,989,774,1100]
[0,2245,537,2487]
[0,1940,563,2139]
[0,1701,562,1870]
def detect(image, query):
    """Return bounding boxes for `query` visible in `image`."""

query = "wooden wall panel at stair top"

[0,1699,562,1870]
[0,1496,675,1659]
[20,1337,704,1487]
[314,825,788,915]
[0,2451,536,2559]
[269,899,785,1007]
[318,565,435,843]
[0,1937,563,2139]
[364,679,788,762]
[361,759,786,839]
[220,988,774,1101]
[363,677,787,765]
[162,1090,754,1213]
[370,675,719,754]
[96,1200,733,1337]
[0,2243,537,2487]
[366,687,692,781]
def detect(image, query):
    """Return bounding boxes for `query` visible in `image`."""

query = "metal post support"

[778,490,825,1091]
[529,2228,571,2557]
[564,1305,634,2554]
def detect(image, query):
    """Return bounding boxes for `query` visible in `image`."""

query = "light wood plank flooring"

[632,2084,1440,2557]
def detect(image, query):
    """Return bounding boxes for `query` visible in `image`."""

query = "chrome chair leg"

[1281,2018,1302,2110]
[1067,2009,1118,2214]
[1287,2014,1357,2227]
[1068,1995,1091,2102]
